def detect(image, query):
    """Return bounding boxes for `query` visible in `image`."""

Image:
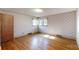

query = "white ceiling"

[0,8,76,17]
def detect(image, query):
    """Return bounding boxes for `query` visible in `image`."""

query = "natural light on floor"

[43,34,56,39]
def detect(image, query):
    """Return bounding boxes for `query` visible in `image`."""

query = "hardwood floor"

[1,34,79,50]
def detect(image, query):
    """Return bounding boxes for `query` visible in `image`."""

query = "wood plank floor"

[1,34,79,50]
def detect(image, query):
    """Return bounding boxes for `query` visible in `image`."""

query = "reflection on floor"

[1,34,79,50]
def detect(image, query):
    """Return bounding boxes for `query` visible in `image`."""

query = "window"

[32,18,39,26]
[32,17,48,26]
[39,18,48,26]
[39,18,43,26]
[43,18,48,26]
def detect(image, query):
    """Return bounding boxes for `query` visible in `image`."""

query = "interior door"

[0,14,2,43]
[1,14,14,42]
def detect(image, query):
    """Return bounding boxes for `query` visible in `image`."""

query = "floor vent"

[28,33,32,35]
[56,35,62,38]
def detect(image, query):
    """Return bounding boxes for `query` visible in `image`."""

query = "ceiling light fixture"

[33,8,43,13]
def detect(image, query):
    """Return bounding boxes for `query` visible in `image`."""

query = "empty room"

[0,8,78,50]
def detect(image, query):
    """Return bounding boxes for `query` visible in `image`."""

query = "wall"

[40,11,76,39]
[0,10,76,39]
[0,10,37,38]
